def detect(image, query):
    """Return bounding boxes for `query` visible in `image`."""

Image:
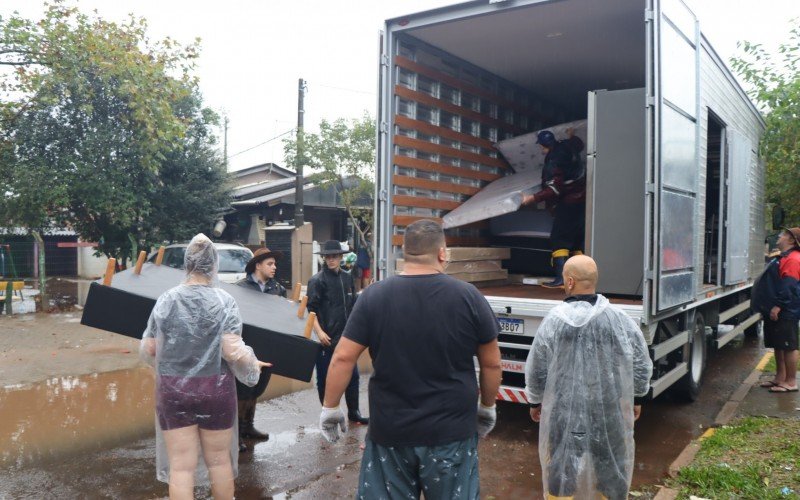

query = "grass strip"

[668,417,800,499]
[763,354,800,375]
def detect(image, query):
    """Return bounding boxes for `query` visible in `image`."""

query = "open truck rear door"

[646,0,701,315]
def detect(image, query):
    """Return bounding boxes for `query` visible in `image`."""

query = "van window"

[218,249,252,273]
[165,248,186,268]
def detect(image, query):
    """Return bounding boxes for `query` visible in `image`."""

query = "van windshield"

[218,249,252,273]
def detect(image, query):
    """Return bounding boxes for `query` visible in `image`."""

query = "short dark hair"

[403,219,445,259]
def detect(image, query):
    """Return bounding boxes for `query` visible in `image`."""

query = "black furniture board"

[81,283,153,339]
[80,264,320,382]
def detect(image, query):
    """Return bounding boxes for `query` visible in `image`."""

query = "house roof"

[230,162,295,179]
[231,176,371,209]
[233,176,303,199]
[231,185,316,208]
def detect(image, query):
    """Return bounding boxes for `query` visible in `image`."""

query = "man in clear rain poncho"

[525,255,652,500]
[140,233,270,500]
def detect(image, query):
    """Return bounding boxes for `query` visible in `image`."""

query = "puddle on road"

[0,367,155,467]
[250,427,324,460]
[40,278,91,311]
[5,278,93,314]
[0,366,316,469]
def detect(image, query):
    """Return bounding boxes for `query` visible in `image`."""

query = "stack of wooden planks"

[396,247,510,283]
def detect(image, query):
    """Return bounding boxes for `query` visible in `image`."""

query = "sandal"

[760,380,780,388]
[769,384,799,393]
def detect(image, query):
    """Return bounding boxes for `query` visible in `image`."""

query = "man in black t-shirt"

[318,219,502,499]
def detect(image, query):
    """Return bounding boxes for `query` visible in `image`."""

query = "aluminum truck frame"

[374,0,766,402]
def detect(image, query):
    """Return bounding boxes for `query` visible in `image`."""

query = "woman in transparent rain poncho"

[525,256,652,500]
[140,234,269,499]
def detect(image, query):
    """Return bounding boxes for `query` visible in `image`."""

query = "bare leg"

[200,427,235,500]
[775,349,787,385]
[784,350,799,389]
[163,425,200,500]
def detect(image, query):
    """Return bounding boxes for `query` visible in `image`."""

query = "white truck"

[374,0,765,401]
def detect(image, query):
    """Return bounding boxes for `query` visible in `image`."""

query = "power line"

[227,128,295,159]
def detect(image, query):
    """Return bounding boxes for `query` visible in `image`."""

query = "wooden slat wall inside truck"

[389,35,566,250]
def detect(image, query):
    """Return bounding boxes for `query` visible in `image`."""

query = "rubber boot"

[345,385,369,425]
[541,255,567,289]
[237,400,248,452]
[240,399,269,441]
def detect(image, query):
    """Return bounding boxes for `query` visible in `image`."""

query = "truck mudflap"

[497,385,529,404]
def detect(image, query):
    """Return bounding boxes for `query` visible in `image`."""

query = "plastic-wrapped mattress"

[442,120,586,231]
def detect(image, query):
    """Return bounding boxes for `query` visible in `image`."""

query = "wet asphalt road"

[0,333,764,499]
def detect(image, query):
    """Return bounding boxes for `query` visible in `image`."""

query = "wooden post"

[4,281,12,315]
[303,312,316,339]
[103,258,117,286]
[297,295,308,318]
[155,246,165,266]
[133,251,147,275]
[31,231,47,310]
[291,282,302,302]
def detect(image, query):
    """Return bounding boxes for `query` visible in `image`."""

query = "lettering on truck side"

[500,360,526,373]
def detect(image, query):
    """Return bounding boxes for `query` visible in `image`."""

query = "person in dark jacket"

[356,233,373,291]
[307,239,368,424]
[521,129,586,288]
[752,227,800,393]
[234,247,287,451]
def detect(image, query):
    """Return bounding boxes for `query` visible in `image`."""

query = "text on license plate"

[498,318,524,334]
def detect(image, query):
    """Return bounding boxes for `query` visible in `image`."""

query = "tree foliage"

[0,3,230,264]
[732,24,800,225]
[283,113,375,246]
[143,93,232,245]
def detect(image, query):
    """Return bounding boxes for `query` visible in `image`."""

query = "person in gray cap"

[307,239,368,424]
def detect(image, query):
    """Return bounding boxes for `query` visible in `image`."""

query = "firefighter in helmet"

[521,129,586,288]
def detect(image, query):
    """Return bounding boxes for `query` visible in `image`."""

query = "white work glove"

[477,403,497,438]
[320,406,347,443]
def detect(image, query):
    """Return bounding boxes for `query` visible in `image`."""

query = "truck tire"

[678,314,707,402]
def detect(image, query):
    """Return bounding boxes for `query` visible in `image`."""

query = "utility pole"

[223,114,229,170]
[294,78,307,228]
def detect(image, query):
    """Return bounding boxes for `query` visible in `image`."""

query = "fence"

[0,237,81,278]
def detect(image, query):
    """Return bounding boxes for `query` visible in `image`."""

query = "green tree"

[143,92,232,245]
[283,112,375,247]
[0,3,229,265]
[732,24,800,225]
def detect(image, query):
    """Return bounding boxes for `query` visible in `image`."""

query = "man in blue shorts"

[318,219,502,499]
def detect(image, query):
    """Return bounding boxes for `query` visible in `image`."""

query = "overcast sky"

[5,1,800,172]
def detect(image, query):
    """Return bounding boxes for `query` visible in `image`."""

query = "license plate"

[498,317,524,334]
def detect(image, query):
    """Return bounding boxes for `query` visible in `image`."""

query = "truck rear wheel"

[678,314,707,401]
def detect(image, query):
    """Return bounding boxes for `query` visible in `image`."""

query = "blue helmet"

[536,130,556,147]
